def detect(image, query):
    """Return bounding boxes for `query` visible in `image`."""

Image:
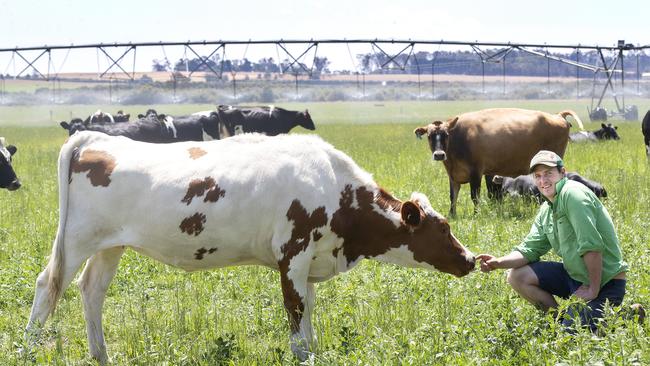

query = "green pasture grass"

[1,79,103,93]
[0,102,648,365]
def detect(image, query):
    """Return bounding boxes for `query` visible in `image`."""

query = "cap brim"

[529,162,558,172]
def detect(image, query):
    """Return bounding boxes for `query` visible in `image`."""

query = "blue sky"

[0,0,647,73]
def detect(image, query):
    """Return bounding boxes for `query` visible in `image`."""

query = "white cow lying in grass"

[25,131,475,363]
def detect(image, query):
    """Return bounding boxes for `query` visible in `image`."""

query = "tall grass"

[0,101,648,364]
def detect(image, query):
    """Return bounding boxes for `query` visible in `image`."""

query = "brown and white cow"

[0,137,20,191]
[25,131,475,363]
[414,108,584,216]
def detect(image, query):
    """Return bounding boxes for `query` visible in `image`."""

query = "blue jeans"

[529,261,626,332]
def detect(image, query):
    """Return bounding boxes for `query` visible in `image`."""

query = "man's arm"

[477,251,530,272]
[573,251,602,301]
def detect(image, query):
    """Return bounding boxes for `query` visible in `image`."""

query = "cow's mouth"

[6,180,21,191]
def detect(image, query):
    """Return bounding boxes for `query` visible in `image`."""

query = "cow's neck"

[331,185,418,268]
[593,129,605,139]
[442,139,468,182]
[202,124,219,141]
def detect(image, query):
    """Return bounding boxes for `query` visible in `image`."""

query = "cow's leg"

[301,283,316,348]
[25,245,92,346]
[78,247,125,364]
[279,261,315,361]
[484,175,499,200]
[448,178,461,217]
[469,171,482,213]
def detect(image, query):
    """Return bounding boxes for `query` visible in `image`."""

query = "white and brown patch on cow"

[181,177,226,205]
[278,199,328,332]
[194,247,218,260]
[179,212,206,236]
[375,187,402,214]
[70,148,117,187]
[188,147,207,160]
[330,185,407,265]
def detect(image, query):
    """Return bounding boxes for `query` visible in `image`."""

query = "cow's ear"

[401,201,423,227]
[138,114,145,119]
[60,121,70,130]
[447,117,459,130]
[125,114,130,120]
[601,123,607,128]
[614,126,618,130]
[158,114,166,121]
[7,145,17,156]
[414,126,427,139]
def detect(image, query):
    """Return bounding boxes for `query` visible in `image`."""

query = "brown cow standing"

[414,108,584,216]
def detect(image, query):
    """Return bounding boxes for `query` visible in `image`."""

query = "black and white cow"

[137,108,159,120]
[641,110,650,159]
[84,110,130,125]
[569,123,620,142]
[25,131,475,363]
[492,172,607,202]
[491,175,541,202]
[565,172,608,198]
[208,105,316,137]
[113,110,130,123]
[0,137,20,191]
[60,113,220,143]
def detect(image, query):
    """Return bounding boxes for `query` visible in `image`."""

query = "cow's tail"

[47,135,84,313]
[559,110,585,131]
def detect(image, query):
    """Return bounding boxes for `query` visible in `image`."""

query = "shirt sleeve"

[515,208,551,262]
[562,187,605,256]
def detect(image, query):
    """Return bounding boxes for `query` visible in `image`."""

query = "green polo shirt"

[515,177,628,288]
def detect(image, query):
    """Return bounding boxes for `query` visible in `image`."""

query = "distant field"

[1,98,650,128]
[0,78,104,93]
[0,100,648,365]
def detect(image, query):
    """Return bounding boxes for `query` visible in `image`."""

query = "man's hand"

[573,285,599,301]
[579,251,602,302]
[476,254,499,273]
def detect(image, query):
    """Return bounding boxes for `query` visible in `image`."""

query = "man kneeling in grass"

[477,150,644,331]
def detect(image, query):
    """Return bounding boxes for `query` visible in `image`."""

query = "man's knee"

[506,266,536,289]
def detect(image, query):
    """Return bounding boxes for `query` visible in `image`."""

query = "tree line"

[153,49,650,78]
[152,56,331,76]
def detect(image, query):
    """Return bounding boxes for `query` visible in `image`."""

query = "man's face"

[532,165,564,200]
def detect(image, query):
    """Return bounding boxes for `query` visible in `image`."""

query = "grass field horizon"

[0,100,648,364]
[1,98,650,127]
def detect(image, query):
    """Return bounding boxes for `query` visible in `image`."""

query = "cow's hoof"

[290,340,312,361]
[627,303,646,324]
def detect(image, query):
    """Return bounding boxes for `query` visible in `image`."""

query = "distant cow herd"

[3,104,649,363]
[59,105,316,142]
